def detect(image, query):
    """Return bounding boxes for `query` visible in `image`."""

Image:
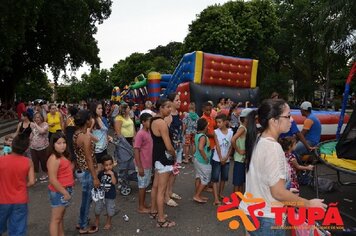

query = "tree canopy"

[0,0,112,103]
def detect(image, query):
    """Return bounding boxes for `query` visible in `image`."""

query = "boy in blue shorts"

[134,113,153,213]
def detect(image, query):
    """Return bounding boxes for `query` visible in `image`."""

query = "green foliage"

[184,0,280,80]
[15,70,53,101]
[259,73,291,101]
[110,42,184,88]
[0,0,112,103]
[56,69,112,102]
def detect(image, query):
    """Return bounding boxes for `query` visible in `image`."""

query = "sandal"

[156,219,176,228]
[88,225,99,234]
[149,212,168,219]
[166,199,178,207]
[149,212,158,219]
[170,193,182,200]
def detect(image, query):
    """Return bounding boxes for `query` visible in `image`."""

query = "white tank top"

[212,128,233,162]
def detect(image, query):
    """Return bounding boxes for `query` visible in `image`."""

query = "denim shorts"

[48,187,73,208]
[94,198,116,217]
[137,168,152,188]
[233,161,246,186]
[211,159,230,182]
[247,216,286,236]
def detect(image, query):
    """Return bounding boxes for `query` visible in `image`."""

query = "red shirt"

[201,114,216,149]
[0,154,31,204]
[48,157,74,192]
[16,102,26,120]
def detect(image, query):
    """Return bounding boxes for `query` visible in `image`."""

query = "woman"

[64,106,78,162]
[47,104,64,140]
[30,112,49,181]
[149,98,176,228]
[73,110,100,234]
[164,93,183,207]
[114,103,135,145]
[14,111,32,139]
[239,99,326,236]
[90,102,111,167]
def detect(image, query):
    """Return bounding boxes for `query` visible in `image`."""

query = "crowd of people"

[0,92,327,235]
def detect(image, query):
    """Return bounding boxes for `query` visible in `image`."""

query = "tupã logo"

[217,192,265,231]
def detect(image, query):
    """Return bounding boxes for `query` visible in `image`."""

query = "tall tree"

[0,0,112,103]
[184,1,280,80]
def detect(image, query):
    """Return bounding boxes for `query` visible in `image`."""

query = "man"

[294,101,321,161]
[0,135,35,236]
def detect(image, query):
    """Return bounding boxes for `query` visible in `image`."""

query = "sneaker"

[91,188,99,202]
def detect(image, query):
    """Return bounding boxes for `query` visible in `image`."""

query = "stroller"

[112,136,138,196]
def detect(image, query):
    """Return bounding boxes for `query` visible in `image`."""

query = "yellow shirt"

[115,115,134,138]
[47,112,61,133]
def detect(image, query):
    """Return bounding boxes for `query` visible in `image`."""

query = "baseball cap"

[300,101,312,110]
[240,108,253,118]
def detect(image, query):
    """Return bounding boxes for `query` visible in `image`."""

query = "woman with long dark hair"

[73,110,100,234]
[90,102,111,169]
[239,99,326,236]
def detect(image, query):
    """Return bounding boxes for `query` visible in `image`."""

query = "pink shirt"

[134,129,153,169]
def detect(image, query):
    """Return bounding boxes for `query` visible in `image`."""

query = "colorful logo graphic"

[217,192,344,232]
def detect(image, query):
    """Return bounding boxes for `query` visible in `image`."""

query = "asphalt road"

[16,134,356,236]
[26,161,244,236]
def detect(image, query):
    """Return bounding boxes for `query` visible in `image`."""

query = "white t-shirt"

[212,128,233,162]
[239,137,288,218]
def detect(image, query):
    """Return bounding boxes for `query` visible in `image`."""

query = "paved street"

[26,162,243,236]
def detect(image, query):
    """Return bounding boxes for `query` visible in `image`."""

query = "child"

[182,102,199,163]
[201,102,217,193]
[0,134,35,236]
[231,108,252,194]
[279,136,314,193]
[211,114,233,205]
[1,135,13,155]
[47,132,74,236]
[94,155,118,231]
[134,113,153,213]
[193,118,212,203]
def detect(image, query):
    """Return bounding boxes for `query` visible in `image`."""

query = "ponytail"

[245,110,258,172]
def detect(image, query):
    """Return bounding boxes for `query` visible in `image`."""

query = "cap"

[300,101,312,110]
[240,108,253,118]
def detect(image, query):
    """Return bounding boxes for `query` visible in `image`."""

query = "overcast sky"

[72,0,230,76]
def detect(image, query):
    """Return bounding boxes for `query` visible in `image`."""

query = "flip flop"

[166,199,178,207]
[213,202,222,206]
[171,193,182,200]
[103,225,111,230]
[88,225,99,234]
[193,197,207,203]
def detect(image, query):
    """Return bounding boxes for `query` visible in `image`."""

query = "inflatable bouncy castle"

[123,51,259,111]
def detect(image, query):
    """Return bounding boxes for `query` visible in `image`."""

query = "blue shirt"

[280,120,299,138]
[304,113,321,146]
